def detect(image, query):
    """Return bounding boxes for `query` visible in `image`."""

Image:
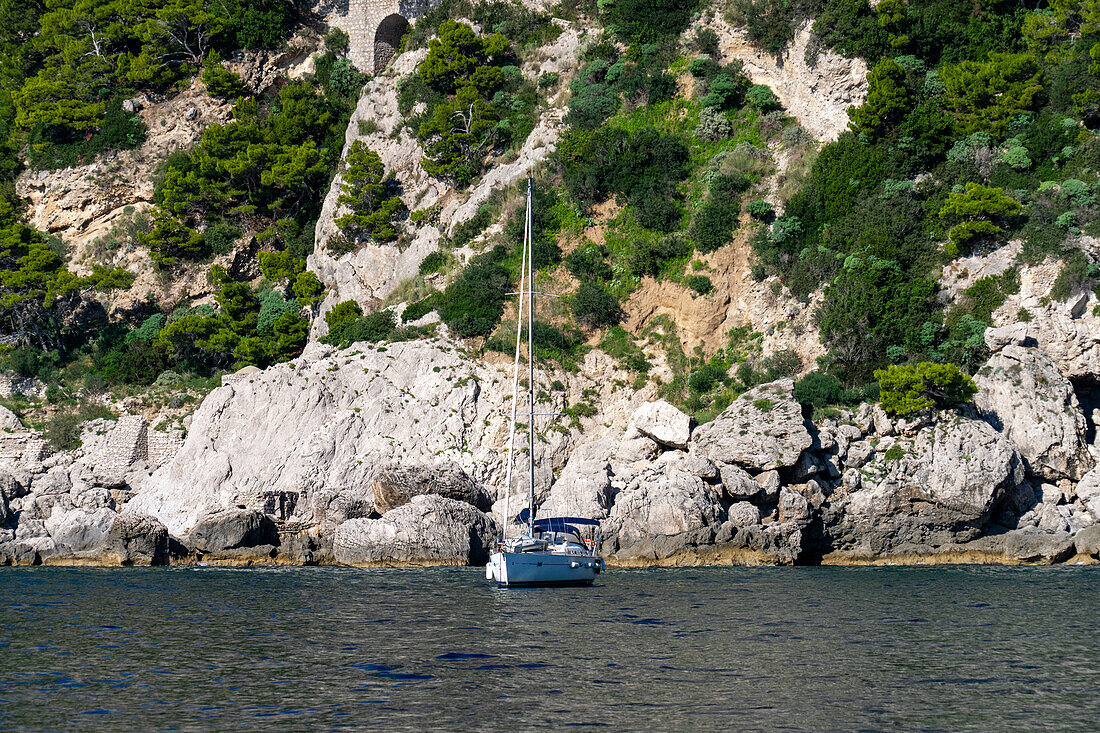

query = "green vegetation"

[45,402,117,451]
[740,0,1100,393]
[875,361,977,416]
[335,141,404,245]
[403,19,539,187]
[4,0,1099,425]
[8,0,297,170]
[883,445,905,462]
[0,7,373,399]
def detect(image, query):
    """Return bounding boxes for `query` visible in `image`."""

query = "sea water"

[1,565,1098,731]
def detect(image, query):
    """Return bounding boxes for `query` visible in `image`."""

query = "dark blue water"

[0,566,1097,731]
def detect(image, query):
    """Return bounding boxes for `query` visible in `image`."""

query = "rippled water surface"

[1,565,1098,731]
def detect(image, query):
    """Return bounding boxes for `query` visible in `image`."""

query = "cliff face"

[700,17,867,142]
[308,23,586,335]
[3,332,1099,567]
[4,6,1100,569]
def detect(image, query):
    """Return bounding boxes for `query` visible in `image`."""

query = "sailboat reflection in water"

[485,179,605,588]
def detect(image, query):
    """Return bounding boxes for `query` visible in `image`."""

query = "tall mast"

[527,178,536,536]
[499,185,529,542]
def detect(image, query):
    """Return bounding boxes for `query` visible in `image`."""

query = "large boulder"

[1002,527,1076,564]
[104,514,169,565]
[0,405,21,431]
[372,463,489,513]
[1074,467,1100,521]
[185,509,276,553]
[825,416,1024,554]
[715,520,804,565]
[124,339,604,536]
[629,400,691,449]
[44,507,116,554]
[727,501,761,527]
[603,452,724,555]
[537,437,616,519]
[332,495,497,565]
[1075,524,1100,557]
[974,345,1094,481]
[718,463,764,502]
[692,379,811,472]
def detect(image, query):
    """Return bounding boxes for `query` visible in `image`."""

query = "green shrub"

[436,249,511,337]
[322,310,397,347]
[939,182,1021,253]
[752,397,775,412]
[702,71,748,110]
[142,211,206,268]
[691,201,739,253]
[1049,251,1092,303]
[793,370,843,407]
[565,244,613,281]
[419,250,450,275]
[325,27,351,55]
[452,205,492,248]
[811,0,889,61]
[600,326,650,372]
[257,289,299,335]
[293,271,324,306]
[688,362,727,393]
[940,52,1042,136]
[686,275,714,295]
[202,58,246,98]
[603,0,699,43]
[695,28,720,56]
[747,200,775,221]
[847,58,910,137]
[694,106,733,141]
[325,300,363,330]
[257,250,301,282]
[329,58,365,98]
[566,76,620,130]
[875,361,977,416]
[627,235,692,279]
[883,445,905,461]
[746,84,781,112]
[556,126,689,222]
[403,293,441,323]
[570,281,622,328]
[336,141,404,243]
[206,224,241,255]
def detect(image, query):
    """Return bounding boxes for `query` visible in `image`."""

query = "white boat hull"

[487,550,602,587]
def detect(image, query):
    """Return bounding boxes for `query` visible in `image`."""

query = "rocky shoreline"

[4,330,1100,570]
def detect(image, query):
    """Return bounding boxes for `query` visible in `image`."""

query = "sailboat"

[485,179,605,588]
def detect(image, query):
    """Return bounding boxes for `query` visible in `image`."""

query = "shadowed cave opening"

[1072,376,1100,446]
[374,14,409,73]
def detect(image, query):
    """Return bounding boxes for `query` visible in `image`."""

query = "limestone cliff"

[3,335,1099,566]
[5,3,1100,570]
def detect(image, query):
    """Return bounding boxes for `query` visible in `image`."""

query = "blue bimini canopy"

[513,508,600,530]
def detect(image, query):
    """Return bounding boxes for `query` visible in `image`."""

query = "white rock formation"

[333,494,497,565]
[827,415,1025,552]
[693,379,811,471]
[309,25,585,332]
[700,17,867,141]
[974,345,1094,481]
[628,400,692,449]
[0,406,21,432]
[125,338,641,536]
[604,452,725,548]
